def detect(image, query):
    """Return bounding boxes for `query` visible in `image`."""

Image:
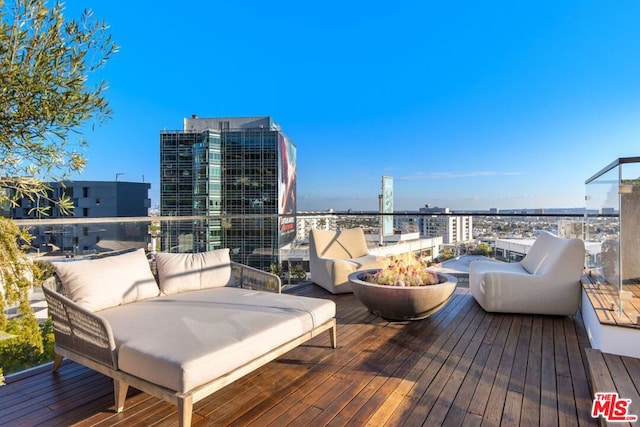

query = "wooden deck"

[1,286,600,426]
[582,274,640,329]
[585,349,640,427]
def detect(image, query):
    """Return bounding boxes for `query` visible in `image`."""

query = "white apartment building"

[418,205,473,244]
[295,212,339,243]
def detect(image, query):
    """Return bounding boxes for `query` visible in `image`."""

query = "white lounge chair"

[469,231,585,315]
[309,228,387,294]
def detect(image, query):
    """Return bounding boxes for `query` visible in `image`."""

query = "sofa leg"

[114,380,129,413]
[52,354,64,372]
[178,395,193,427]
[329,323,337,348]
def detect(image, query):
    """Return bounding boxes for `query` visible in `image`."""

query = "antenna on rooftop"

[116,173,124,182]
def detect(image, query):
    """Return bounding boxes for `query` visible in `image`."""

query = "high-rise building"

[418,204,473,244]
[160,116,296,269]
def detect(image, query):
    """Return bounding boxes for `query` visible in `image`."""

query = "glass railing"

[3,210,612,379]
[14,211,591,283]
[585,157,640,322]
[11,210,594,302]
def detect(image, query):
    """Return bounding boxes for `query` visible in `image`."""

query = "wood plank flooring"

[1,286,599,426]
[586,348,640,427]
[582,273,640,329]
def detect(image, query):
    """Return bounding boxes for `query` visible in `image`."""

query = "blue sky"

[66,1,640,211]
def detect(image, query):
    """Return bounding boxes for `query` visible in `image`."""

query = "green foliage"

[0,0,117,216]
[0,318,54,377]
[0,0,115,380]
[470,243,492,257]
[439,248,455,262]
[40,317,56,361]
[0,218,35,331]
[269,263,283,277]
[0,218,45,380]
[33,259,55,282]
[0,224,56,380]
[290,264,307,280]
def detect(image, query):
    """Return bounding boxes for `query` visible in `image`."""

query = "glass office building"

[160,117,296,269]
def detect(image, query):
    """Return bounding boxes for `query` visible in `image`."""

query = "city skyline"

[62,1,640,212]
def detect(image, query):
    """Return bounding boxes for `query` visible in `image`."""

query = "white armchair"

[469,231,585,315]
[309,228,388,294]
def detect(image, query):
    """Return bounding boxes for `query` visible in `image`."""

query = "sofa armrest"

[42,285,118,370]
[231,262,281,293]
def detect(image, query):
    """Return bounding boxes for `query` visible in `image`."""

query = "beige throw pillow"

[52,248,160,312]
[155,249,234,295]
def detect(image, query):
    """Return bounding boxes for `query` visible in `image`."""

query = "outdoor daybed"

[43,248,337,427]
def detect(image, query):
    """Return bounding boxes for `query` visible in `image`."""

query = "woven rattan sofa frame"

[42,262,337,427]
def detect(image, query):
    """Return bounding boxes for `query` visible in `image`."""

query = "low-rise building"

[7,180,150,256]
[418,205,473,244]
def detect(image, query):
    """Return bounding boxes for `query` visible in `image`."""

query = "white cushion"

[52,249,159,312]
[155,249,234,295]
[98,287,337,393]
